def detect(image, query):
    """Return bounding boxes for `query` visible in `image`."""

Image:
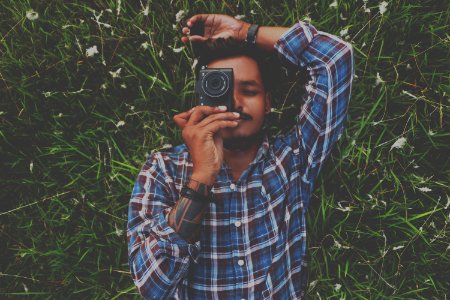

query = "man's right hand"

[177,105,240,185]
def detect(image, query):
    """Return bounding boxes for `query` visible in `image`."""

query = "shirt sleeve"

[274,21,355,190]
[127,153,201,299]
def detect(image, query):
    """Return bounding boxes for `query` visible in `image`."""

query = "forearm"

[239,23,290,53]
[167,175,212,244]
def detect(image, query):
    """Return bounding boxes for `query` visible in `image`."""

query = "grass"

[0,0,449,299]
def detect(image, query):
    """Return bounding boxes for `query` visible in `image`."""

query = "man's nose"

[231,89,243,112]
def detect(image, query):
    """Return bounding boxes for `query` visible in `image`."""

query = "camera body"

[195,66,234,112]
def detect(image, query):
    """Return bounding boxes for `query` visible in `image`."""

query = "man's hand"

[181,14,251,44]
[175,105,240,185]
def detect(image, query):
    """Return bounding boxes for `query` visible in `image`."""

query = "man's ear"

[264,91,271,114]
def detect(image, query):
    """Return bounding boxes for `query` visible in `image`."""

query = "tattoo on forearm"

[167,195,208,244]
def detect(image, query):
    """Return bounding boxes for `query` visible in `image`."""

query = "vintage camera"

[195,66,234,112]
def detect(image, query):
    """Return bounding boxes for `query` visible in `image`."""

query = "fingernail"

[190,107,195,112]
[217,106,227,110]
[233,112,240,117]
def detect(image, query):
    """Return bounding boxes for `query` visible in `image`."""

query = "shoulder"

[143,143,191,177]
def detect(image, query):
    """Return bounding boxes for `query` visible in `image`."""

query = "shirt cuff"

[273,21,319,68]
[150,206,201,263]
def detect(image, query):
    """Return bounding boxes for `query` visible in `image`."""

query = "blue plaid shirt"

[128,20,354,299]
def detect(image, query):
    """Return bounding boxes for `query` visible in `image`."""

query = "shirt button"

[234,221,241,227]
[230,183,236,191]
[238,259,244,266]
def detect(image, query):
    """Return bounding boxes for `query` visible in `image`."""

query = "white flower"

[170,46,184,53]
[309,280,318,289]
[175,10,186,22]
[390,137,407,151]
[109,68,122,78]
[329,0,338,8]
[418,187,432,192]
[162,144,173,149]
[29,161,34,173]
[26,9,39,21]
[114,223,123,236]
[250,10,256,15]
[142,2,150,16]
[428,129,436,136]
[234,14,246,20]
[85,45,99,57]
[120,83,126,89]
[339,13,348,20]
[140,41,150,50]
[100,83,108,90]
[303,16,312,23]
[365,7,371,13]
[340,28,349,37]
[374,72,384,86]
[379,1,388,15]
[406,63,412,70]
[192,58,198,70]
[159,49,163,57]
[116,120,125,127]
[362,42,366,48]
[334,283,342,292]
[393,245,404,250]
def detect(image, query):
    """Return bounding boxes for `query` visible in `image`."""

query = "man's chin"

[221,129,264,151]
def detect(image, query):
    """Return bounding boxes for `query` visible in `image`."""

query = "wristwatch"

[180,180,213,203]
[245,24,260,46]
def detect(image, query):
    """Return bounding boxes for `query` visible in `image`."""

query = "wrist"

[238,22,251,43]
[189,173,215,193]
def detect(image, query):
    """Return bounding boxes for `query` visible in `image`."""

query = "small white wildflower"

[192,58,198,70]
[29,161,34,173]
[351,139,356,146]
[43,91,52,98]
[58,113,63,117]
[250,9,256,15]
[413,164,419,169]
[365,7,371,13]
[116,120,125,127]
[22,283,28,292]
[390,137,407,151]
[393,245,404,250]
[172,24,177,30]
[329,0,338,8]
[428,129,436,136]
[120,83,126,89]
[162,144,173,149]
[380,200,386,206]
[85,45,99,57]
[170,46,184,53]
[406,63,412,70]
[140,41,150,50]
[142,2,150,16]
[336,201,352,212]
[362,42,366,48]
[418,187,432,192]
[117,0,122,16]
[105,8,113,13]
[334,283,342,292]
[109,68,122,78]
[114,223,124,236]
[340,28,349,37]
[100,83,108,90]
[175,10,186,22]
[379,1,388,15]
[159,49,163,57]
[303,16,312,23]
[26,9,39,21]
[234,14,246,20]
[374,72,385,86]
[339,13,348,20]
[309,280,318,289]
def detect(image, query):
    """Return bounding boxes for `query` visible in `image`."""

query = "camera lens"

[201,71,229,98]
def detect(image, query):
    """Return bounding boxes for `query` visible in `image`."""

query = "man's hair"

[193,38,279,93]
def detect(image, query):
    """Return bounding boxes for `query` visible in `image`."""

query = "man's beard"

[223,129,265,151]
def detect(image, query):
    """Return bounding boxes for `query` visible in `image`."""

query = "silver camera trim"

[200,70,230,98]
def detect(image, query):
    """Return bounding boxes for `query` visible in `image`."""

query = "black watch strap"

[245,24,260,45]
[180,186,212,203]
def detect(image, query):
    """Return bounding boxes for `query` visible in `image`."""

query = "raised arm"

[257,21,355,195]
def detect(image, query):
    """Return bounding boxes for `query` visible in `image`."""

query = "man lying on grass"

[127,13,354,299]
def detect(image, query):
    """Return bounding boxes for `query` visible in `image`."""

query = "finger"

[187,105,227,125]
[187,14,210,27]
[203,120,239,134]
[182,27,190,34]
[173,108,195,128]
[197,111,240,128]
[189,35,208,43]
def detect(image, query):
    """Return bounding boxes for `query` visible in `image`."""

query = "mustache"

[232,111,252,120]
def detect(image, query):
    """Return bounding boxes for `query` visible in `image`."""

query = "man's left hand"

[181,14,250,44]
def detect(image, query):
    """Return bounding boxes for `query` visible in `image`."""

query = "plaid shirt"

[128,20,354,299]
